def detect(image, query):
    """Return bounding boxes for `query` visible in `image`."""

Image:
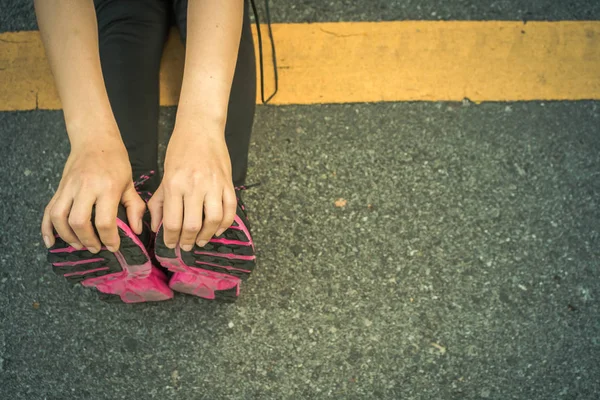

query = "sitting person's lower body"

[47,0,257,303]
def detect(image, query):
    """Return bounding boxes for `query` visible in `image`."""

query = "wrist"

[62,81,117,129]
[65,111,121,146]
[68,124,124,153]
[173,114,226,140]
[175,91,228,131]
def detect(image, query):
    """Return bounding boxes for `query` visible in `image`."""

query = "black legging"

[94,0,256,188]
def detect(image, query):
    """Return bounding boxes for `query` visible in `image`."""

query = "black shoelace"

[235,183,261,214]
[249,0,278,104]
[234,182,261,192]
[133,171,156,202]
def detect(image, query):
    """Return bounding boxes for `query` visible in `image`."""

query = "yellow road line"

[1,21,599,110]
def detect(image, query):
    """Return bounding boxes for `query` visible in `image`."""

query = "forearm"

[34,0,119,145]
[176,0,244,133]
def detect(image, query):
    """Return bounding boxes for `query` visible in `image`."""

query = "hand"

[148,124,236,251]
[41,132,146,253]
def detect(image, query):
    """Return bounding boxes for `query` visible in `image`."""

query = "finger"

[196,194,223,247]
[69,193,101,253]
[179,192,204,252]
[162,189,183,249]
[41,198,57,248]
[122,183,146,235]
[147,186,164,232]
[95,195,120,252]
[50,194,82,249]
[216,186,237,237]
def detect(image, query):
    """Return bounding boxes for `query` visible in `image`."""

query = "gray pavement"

[2,0,600,32]
[1,101,600,399]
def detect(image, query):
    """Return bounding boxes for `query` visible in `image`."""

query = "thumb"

[122,184,146,235]
[147,186,164,233]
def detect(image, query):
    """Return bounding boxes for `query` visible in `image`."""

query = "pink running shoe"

[47,174,173,303]
[154,187,257,302]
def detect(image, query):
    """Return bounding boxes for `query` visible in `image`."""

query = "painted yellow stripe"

[1,21,599,110]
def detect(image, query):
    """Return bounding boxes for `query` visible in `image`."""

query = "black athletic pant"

[94,0,256,188]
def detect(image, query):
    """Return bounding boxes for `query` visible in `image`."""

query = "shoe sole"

[154,207,256,302]
[47,219,173,303]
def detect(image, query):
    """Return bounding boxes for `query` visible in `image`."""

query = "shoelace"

[133,170,156,203]
[234,182,261,192]
[135,172,258,197]
[235,182,261,213]
[249,0,278,104]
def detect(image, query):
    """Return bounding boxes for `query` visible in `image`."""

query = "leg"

[95,0,171,189]
[172,0,256,186]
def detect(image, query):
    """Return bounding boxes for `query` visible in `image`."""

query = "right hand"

[41,132,146,253]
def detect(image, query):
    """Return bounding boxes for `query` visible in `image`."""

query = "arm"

[149,0,244,251]
[36,0,145,252]
[177,0,244,125]
[34,0,115,133]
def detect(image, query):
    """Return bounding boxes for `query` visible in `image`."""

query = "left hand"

[148,124,237,251]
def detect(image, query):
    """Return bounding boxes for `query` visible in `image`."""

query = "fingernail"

[165,243,175,249]
[196,240,208,248]
[70,242,82,250]
[43,235,51,248]
[107,246,117,252]
[88,247,99,254]
[215,229,225,237]
[181,244,193,252]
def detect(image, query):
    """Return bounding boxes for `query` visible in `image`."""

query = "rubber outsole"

[47,219,173,303]
[154,204,256,302]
